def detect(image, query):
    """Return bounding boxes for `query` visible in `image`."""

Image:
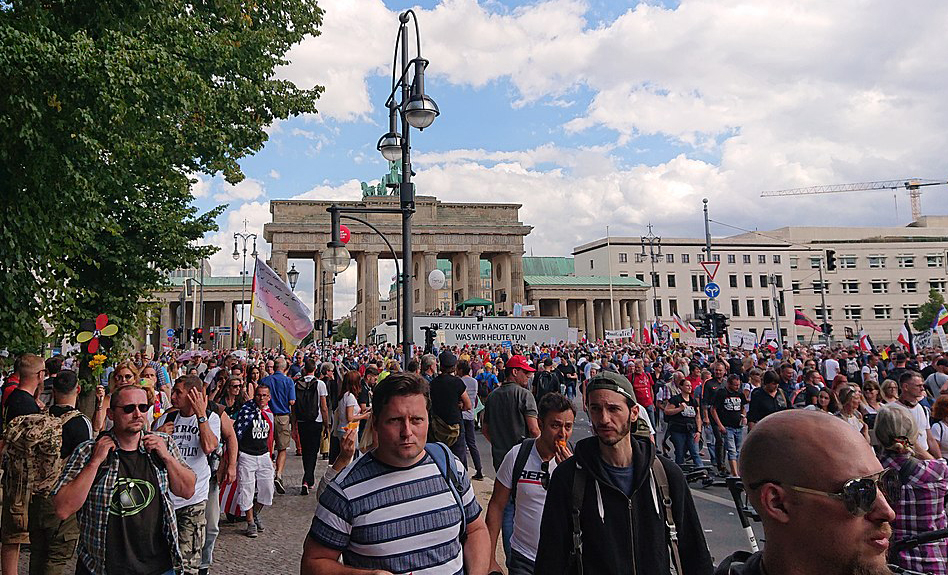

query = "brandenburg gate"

[263,195,533,343]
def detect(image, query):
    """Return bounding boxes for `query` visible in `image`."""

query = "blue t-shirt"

[602,461,635,498]
[261,373,296,414]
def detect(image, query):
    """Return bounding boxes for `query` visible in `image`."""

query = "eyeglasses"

[114,403,150,414]
[540,460,550,490]
[749,469,900,516]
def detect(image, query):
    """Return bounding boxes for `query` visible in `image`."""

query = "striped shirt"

[309,450,481,574]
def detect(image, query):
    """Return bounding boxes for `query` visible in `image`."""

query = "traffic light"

[423,326,437,354]
[694,312,711,338]
[822,322,833,336]
[326,320,335,337]
[195,327,204,342]
[712,312,728,334]
[186,328,192,343]
[825,249,837,272]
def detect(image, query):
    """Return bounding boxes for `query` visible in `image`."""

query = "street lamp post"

[641,224,663,326]
[233,221,258,349]
[322,10,438,369]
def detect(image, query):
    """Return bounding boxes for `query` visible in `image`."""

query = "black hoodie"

[535,435,713,575]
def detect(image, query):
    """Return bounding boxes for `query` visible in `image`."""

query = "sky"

[191,0,948,321]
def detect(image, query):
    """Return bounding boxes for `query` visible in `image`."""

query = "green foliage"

[913,289,946,332]
[333,318,355,343]
[0,0,323,353]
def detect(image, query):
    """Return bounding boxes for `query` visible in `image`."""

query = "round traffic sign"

[339,224,351,244]
[166,328,175,337]
[704,282,720,298]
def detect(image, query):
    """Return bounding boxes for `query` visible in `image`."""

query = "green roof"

[166,276,248,287]
[524,275,650,288]
[523,256,574,276]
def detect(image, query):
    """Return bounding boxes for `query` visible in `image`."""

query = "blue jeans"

[502,498,515,560]
[724,427,744,462]
[644,404,656,427]
[669,429,703,468]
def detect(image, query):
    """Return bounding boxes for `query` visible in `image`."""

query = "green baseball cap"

[585,371,637,405]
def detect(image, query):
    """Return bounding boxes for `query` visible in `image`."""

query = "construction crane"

[761,178,947,222]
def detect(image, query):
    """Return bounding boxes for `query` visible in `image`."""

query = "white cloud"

[190,174,212,198]
[204,202,271,278]
[269,169,281,180]
[214,178,266,202]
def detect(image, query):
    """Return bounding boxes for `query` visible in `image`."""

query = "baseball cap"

[543,357,554,367]
[438,350,458,368]
[506,355,535,372]
[585,371,637,404]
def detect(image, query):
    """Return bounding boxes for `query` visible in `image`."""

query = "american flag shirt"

[880,452,948,575]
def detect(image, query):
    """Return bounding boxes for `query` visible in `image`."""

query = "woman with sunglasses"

[881,379,900,403]
[94,361,154,432]
[876,403,948,575]
[860,380,883,428]
[216,376,248,420]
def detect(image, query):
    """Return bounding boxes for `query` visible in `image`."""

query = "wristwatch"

[198,415,208,424]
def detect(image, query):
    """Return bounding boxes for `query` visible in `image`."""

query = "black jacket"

[714,551,761,575]
[535,435,713,575]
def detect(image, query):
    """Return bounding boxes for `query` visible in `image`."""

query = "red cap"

[506,355,535,372]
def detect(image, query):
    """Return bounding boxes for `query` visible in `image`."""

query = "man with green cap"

[535,371,713,575]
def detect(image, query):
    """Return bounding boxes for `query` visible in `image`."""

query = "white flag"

[250,258,313,355]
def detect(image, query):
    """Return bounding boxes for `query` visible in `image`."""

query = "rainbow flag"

[932,305,948,329]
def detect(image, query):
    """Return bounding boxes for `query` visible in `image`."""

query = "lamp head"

[322,242,351,275]
[377,132,403,162]
[405,58,438,130]
[287,264,300,289]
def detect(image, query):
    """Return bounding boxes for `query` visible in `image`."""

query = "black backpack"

[534,371,559,402]
[294,376,322,422]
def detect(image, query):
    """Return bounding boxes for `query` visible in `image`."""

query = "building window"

[618,252,628,263]
[762,299,771,317]
[791,281,801,294]
[899,279,918,294]
[897,255,915,268]
[727,254,736,264]
[667,274,676,288]
[731,300,741,317]
[810,256,822,269]
[651,272,661,288]
[746,300,756,317]
[871,280,889,294]
[774,274,784,288]
[654,299,663,316]
[874,306,891,320]
[843,306,862,320]
[729,274,738,288]
[773,254,782,264]
[713,254,721,262]
[666,253,675,264]
[691,275,700,292]
[682,254,690,264]
[840,256,857,269]
[619,272,629,277]
[903,305,920,320]
[590,259,594,269]
[694,299,706,314]
[927,255,943,268]
[841,280,859,294]
[815,308,832,320]
[758,255,766,264]
[812,280,829,294]
[743,254,751,264]
[669,299,678,315]
[744,275,753,288]
[931,279,947,294]
[759,274,769,288]
[790,256,799,269]
[635,253,646,263]
[868,256,886,269]
[636,273,645,282]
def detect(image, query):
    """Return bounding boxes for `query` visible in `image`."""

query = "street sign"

[217,326,232,335]
[704,282,721,298]
[166,328,175,337]
[708,298,720,310]
[700,261,720,281]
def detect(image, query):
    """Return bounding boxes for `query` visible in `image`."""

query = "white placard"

[730,329,743,347]
[742,332,757,351]
[414,316,569,346]
[761,329,778,342]
[605,328,634,340]
[567,328,579,344]
[937,326,948,350]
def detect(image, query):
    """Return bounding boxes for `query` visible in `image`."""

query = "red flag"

[794,310,820,331]
[897,320,915,355]
[643,325,652,345]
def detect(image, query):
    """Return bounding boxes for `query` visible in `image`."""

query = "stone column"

[619,300,629,329]
[594,301,604,341]
[355,252,366,344]
[558,299,568,319]
[604,300,615,331]
[637,299,647,339]
[270,251,288,280]
[585,298,595,341]
[491,252,512,313]
[467,251,482,301]
[160,303,173,335]
[222,301,233,348]
[364,252,380,336]
[424,252,439,312]
[451,253,468,310]
[412,252,425,313]
[510,252,526,307]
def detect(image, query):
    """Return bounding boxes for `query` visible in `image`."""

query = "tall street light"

[234,221,258,347]
[323,10,438,368]
[640,223,662,326]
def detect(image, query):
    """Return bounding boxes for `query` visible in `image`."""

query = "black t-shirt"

[49,405,92,458]
[238,409,271,456]
[700,378,723,408]
[4,388,40,427]
[106,449,172,575]
[747,387,789,423]
[665,394,700,431]
[556,363,577,381]
[429,373,466,425]
[713,387,747,428]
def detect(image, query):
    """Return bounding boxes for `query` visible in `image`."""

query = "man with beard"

[716,410,897,575]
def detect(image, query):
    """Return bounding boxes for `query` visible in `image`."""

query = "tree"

[913,289,946,332]
[0,0,323,352]
[333,318,355,343]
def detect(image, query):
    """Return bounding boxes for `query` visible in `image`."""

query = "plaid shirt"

[51,431,188,575]
[880,453,948,575]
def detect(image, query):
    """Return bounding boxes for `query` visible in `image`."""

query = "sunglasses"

[116,373,136,381]
[749,469,900,516]
[540,460,551,490]
[114,403,150,414]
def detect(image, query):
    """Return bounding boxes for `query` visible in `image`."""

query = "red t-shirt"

[630,373,655,407]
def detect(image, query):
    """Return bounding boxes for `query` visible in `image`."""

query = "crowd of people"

[1,336,947,575]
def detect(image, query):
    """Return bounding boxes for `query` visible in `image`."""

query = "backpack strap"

[509,438,536,506]
[425,442,468,544]
[651,457,683,575]
[569,463,586,575]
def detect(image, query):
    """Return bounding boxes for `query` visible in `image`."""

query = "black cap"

[439,350,458,368]
[543,357,554,367]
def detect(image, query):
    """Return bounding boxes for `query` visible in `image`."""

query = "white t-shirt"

[334,391,360,436]
[824,359,840,381]
[156,411,221,508]
[931,421,948,456]
[496,442,558,562]
[461,375,478,421]
[905,402,931,452]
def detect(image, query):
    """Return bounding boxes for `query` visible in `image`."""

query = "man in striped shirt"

[302,372,489,575]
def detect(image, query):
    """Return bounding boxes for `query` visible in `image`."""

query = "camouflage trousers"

[175,501,207,575]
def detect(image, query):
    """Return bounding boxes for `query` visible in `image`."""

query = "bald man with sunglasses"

[716,410,898,575]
